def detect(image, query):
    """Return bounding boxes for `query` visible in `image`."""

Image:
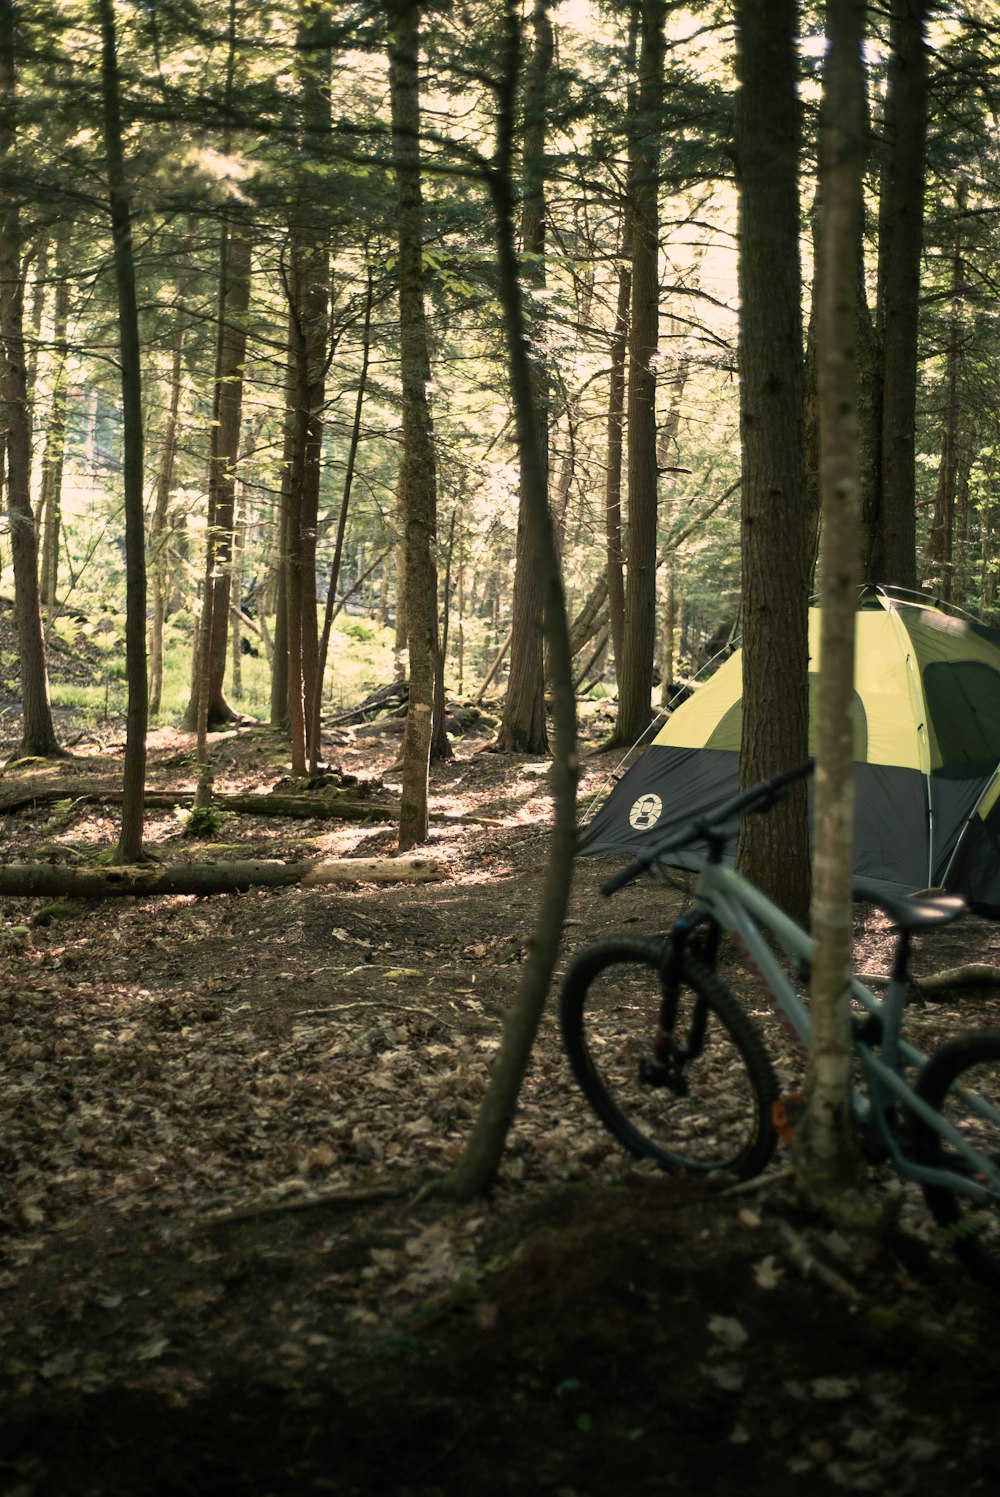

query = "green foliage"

[339,617,377,643]
[0,0,995,724]
[175,803,230,838]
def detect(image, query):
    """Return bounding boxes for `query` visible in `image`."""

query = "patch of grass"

[50,681,128,716]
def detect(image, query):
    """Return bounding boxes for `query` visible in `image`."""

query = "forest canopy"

[0,0,998,751]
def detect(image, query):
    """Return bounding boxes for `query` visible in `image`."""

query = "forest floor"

[3,683,1000,1494]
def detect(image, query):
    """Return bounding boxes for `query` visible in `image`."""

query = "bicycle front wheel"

[914,1029,1000,1286]
[560,936,779,1179]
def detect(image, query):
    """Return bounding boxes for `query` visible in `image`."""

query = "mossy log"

[0,856,449,899]
[0,781,397,821]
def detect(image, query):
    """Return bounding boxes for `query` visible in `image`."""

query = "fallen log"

[859,963,1000,998]
[0,782,398,821]
[914,964,1000,997]
[0,856,449,899]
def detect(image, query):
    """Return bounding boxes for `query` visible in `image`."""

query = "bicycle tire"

[560,935,779,1178]
[913,1028,1000,1286]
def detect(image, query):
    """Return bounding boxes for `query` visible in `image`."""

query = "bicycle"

[561,759,1000,1285]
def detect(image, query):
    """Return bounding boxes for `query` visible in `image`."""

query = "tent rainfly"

[579,589,1000,915]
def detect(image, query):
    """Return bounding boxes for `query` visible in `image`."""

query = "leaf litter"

[2,724,1000,1493]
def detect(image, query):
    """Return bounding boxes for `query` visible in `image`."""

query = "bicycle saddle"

[852,879,966,931]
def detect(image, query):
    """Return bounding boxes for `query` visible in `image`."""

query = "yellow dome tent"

[580,588,1000,913]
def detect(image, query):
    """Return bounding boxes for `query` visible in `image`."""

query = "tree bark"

[875,0,929,590]
[733,0,811,922]
[791,0,872,1223]
[98,0,147,863]
[605,236,631,682]
[148,324,185,716]
[924,186,965,599]
[495,0,552,755]
[37,228,71,611]
[388,0,442,849]
[311,272,374,773]
[615,0,666,748]
[183,219,253,734]
[0,0,61,759]
[0,857,449,899]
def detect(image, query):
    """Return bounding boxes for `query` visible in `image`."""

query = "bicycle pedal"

[772,1092,806,1146]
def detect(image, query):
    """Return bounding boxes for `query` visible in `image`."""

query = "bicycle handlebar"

[600,758,815,897]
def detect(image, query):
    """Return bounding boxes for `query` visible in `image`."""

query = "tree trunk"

[99,0,148,864]
[0,857,449,899]
[38,229,71,611]
[791,0,872,1223]
[283,229,328,773]
[605,236,631,683]
[388,0,441,850]
[311,272,374,773]
[733,0,811,922]
[148,324,185,716]
[182,219,253,733]
[445,0,578,1200]
[615,0,666,748]
[269,323,294,730]
[924,186,965,600]
[875,0,929,590]
[0,0,61,759]
[495,0,552,755]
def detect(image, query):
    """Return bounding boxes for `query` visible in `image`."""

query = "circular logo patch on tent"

[629,793,663,831]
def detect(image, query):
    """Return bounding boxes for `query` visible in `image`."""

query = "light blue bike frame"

[681,858,1000,1203]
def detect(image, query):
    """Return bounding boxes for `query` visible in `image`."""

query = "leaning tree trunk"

[733,0,811,923]
[310,272,374,774]
[445,0,577,1200]
[387,0,441,850]
[792,0,873,1228]
[0,0,61,759]
[99,0,148,864]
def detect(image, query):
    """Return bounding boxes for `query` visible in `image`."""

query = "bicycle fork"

[640,918,719,1096]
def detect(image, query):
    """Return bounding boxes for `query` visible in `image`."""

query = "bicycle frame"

[673,858,1000,1204]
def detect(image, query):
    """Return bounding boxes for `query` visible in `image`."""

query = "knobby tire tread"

[914,1027,1000,1286]
[560,935,779,1179]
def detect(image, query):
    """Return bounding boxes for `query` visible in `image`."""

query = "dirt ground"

[3,698,1000,1495]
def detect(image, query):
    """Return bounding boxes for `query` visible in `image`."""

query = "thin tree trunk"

[876,0,929,590]
[269,319,295,730]
[924,186,965,599]
[284,229,327,772]
[495,0,553,755]
[388,0,440,850]
[148,324,185,716]
[99,0,148,864]
[615,0,666,748]
[0,0,60,759]
[310,271,374,773]
[792,0,872,1225]
[605,238,631,683]
[183,219,253,734]
[38,231,71,611]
